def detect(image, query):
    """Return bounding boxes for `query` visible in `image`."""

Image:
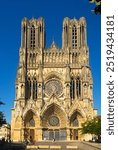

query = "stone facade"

[0,124,11,140]
[11,17,97,142]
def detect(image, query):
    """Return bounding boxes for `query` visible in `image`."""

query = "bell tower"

[62,17,87,49]
[15,17,45,102]
[62,17,88,66]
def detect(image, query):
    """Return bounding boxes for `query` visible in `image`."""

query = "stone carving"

[11,17,96,142]
[45,79,63,97]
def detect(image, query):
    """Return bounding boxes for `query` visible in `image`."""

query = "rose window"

[48,115,59,126]
[45,80,63,97]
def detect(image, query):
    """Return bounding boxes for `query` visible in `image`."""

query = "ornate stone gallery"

[11,17,97,142]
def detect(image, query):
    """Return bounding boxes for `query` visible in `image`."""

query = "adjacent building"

[11,17,97,142]
[0,124,11,140]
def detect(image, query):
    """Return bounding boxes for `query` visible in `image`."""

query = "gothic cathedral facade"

[11,17,97,142]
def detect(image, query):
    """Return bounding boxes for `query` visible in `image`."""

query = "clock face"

[45,79,63,97]
[48,116,59,126]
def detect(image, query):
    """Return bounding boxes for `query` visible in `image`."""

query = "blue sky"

[0,0,101,123]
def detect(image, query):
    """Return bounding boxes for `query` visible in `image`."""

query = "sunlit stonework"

[11,17,97,142]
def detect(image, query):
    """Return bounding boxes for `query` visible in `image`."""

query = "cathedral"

[11,17,97,142]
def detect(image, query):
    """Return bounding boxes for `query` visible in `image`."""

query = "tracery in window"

[30,25,35,49]
[80,24,85,46]
[76,77,81,98]
[70,113,79,127]
[25,111,35,127]
[29,53,36,67]
[33,77,37,99]
[82,25,85,45]
[27,77,31,99]
[27,77,37,100]
[72,25,77,49]
[70,77,81,100]
[29,117,35,127]
[45,79,63,97]
[70,77,75,99]
[72,53,78,63]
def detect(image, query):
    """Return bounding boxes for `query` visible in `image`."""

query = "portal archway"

[24,110,38,142]
[70,111,82,140]
[41,103,67,140]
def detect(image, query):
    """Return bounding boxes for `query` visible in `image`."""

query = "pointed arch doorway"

[70,111,81,140]
[24,111,36,142]
[41,103,67,140]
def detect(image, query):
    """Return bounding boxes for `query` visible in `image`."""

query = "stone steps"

[27,145,78,149]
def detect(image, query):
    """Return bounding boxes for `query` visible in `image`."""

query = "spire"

[50,38,58,49]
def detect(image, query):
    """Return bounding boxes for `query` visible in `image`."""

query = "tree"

[89,0,101,14]
[0,100,6,126]
[0,112,6,126]
[0,101,5,105]
[81,116,101,141]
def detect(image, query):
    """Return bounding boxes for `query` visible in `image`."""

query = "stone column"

[38,128,42,141]
[74,79,77,99]
[21,118,24,142]
[66,128,70,140]
[78,130,82,141]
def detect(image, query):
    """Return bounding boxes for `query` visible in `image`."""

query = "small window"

[70,78,75,99]
[72,25,77,49]
[30,25,35,49]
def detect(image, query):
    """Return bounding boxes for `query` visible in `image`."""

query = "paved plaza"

[27,141,101,150]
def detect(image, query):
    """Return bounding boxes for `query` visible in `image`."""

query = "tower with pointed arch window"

[11,17,97,142]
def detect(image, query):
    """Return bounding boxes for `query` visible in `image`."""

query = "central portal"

[43,129,66,140]
[41,103,67,140]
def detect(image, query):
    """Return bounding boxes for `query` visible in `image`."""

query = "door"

[43,130,66,140]
[73,129,78,140]
[49,131,54,140]
[30,129,35,142]
[55,131,59,140]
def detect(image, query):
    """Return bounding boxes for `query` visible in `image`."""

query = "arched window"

[72,53,75,63]
[70,113,79,127]
[33,77,37,100]
[39,24,42,32]
[72,53,78,64]
[29,117,35,127]
[80,24,85,46]
[82,25,85,45]
[65,24,68,33]
[70,77,75,99]
[72,25,77,49]
[76,77,81,98]
[30,25,35,49]
[25,111,35,127]
[72,117,78,127]
[29,53,32,66]
[27,77,31,99]
[22,24,27,47]
[29,53,36,67]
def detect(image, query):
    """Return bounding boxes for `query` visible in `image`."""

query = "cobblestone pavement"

[26,141,101,150]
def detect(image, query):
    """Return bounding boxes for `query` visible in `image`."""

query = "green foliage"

[0,100,6,126]
[0,101,5,105]
[89,0,101,14]
[0,111,6,126]
[81,116,101,137]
